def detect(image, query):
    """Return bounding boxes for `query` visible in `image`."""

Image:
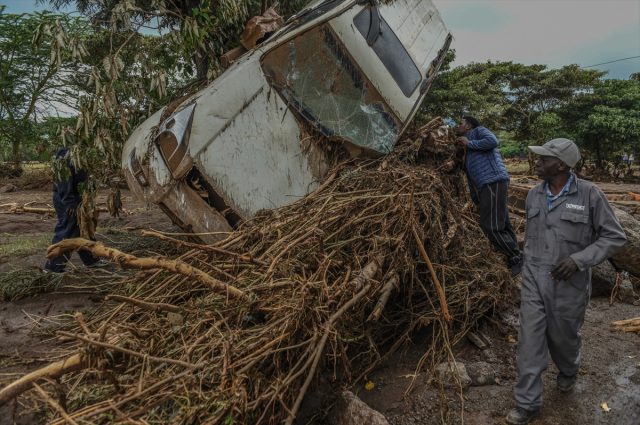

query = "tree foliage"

[0,8,86,168]
[418,52,638,169]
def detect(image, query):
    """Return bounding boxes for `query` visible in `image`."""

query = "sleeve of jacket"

[569,186,627,271]
[466,127,499,151]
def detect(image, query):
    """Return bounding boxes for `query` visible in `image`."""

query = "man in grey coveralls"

[506,139,627,425]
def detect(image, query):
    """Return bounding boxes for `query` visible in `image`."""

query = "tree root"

[105,295,182,313]
[0,354,92,407]
[46,238,243,298]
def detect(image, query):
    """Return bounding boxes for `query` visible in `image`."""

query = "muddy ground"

[1,185,639,425]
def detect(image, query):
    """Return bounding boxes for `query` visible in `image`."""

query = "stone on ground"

[591,260,617,296]
[618,278,637,304]
[435,361,472,388]
[611,206,640,278]
[0,184,16,193]
[466,362,495,386]
[328,390,389,425]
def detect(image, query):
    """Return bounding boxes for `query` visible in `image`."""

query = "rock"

[611,206,640,278]
[328,391,389,425]
[618,278,636,304]
[435,361,472,389]
[0,184,17,193]
[466,362,495,386]
[467,331,486,349]
[591,260,617,296]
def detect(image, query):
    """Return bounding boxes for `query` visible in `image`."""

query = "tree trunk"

[12,137,20,170]
[527,152,536,175]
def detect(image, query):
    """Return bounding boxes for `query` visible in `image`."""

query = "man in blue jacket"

[44,146,108,273]
[457,116,522,277]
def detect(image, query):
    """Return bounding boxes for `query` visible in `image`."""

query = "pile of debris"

[0,119,511,424]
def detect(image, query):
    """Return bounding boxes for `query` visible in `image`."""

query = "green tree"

[0,8,86,169]
[559,77,640,169]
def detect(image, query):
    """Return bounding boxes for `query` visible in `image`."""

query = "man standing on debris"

[456,116,523,277]
[506,139,627,425]
[43,146,108,273]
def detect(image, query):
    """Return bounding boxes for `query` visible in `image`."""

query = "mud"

[0,187,176,424]
[296,294,640,425]
[1,185,639,424]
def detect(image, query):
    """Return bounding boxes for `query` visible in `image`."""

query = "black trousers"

[478,181,521,265]
[44,192,98,272]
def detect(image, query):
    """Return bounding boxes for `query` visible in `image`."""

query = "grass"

[504,162,531,174]
[0,268,64,301]
[0,233,53,261]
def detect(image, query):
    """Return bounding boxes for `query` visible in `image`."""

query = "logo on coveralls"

[566,203,585,211]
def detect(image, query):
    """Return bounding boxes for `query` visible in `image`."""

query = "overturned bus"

[122,0,451,243]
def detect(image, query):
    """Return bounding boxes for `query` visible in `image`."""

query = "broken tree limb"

[307,171,337,199]
[284,283,373,425]
[140,230,267,266]
[411,223,452,322]
[350,251,386,290]
[32,383,79,425]
[56,332,192,368]
[46,238,243,298]
[0,354,92,407]
[611,317,640,333]
[105,295,182,313]
[367,274,398,322]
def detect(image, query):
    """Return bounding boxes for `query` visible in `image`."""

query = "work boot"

[506,406,541,425]
[557,373,577,392]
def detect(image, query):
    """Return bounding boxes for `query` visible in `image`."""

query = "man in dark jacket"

[44,147,107,273]
[457,116,522,276]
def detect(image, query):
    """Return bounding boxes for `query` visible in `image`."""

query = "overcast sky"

[435,0,640,80]
[3,0,640,79]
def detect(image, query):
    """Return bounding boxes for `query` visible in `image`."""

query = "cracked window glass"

[262,24,401,155]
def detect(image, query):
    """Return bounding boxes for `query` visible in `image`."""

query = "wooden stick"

[610,317,640,327]
[307,171,337,199]
[71,362,207,422]
[32,383,79,425]
[0,354,91,407]
[367,274,398,322]
[411,223,452,322]
[56,331,192,368]
[284,283,373,425]
[105,295,182,313]
[350,251,386,290]
[140,231,267,266]
[46,238,243,298]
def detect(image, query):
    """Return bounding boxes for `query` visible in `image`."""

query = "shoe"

[510,260,523,278]
[42,269,68,275]
[557,373,577,392]
[83,259,110,268]
[506,406,541,425]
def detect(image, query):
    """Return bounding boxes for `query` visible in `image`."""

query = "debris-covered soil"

[1,148,639,424]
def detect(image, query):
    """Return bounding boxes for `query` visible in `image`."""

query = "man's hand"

[550,257,578,281]
[67,207,77,216]
[457,136,469,147]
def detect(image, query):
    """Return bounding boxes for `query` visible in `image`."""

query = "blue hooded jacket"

[52,147,89,209]
[463,126,510,204]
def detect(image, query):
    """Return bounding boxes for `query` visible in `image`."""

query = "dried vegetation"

[0,119,511,424]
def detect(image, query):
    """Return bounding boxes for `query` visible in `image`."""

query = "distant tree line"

[417,50,640,172]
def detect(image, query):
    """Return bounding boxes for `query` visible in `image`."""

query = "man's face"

[456,119,472,136]
[535,155,566,180]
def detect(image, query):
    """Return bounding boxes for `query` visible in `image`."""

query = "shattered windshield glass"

[262,24,401,155]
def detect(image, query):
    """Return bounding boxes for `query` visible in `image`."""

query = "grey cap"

[528,138,581,168]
